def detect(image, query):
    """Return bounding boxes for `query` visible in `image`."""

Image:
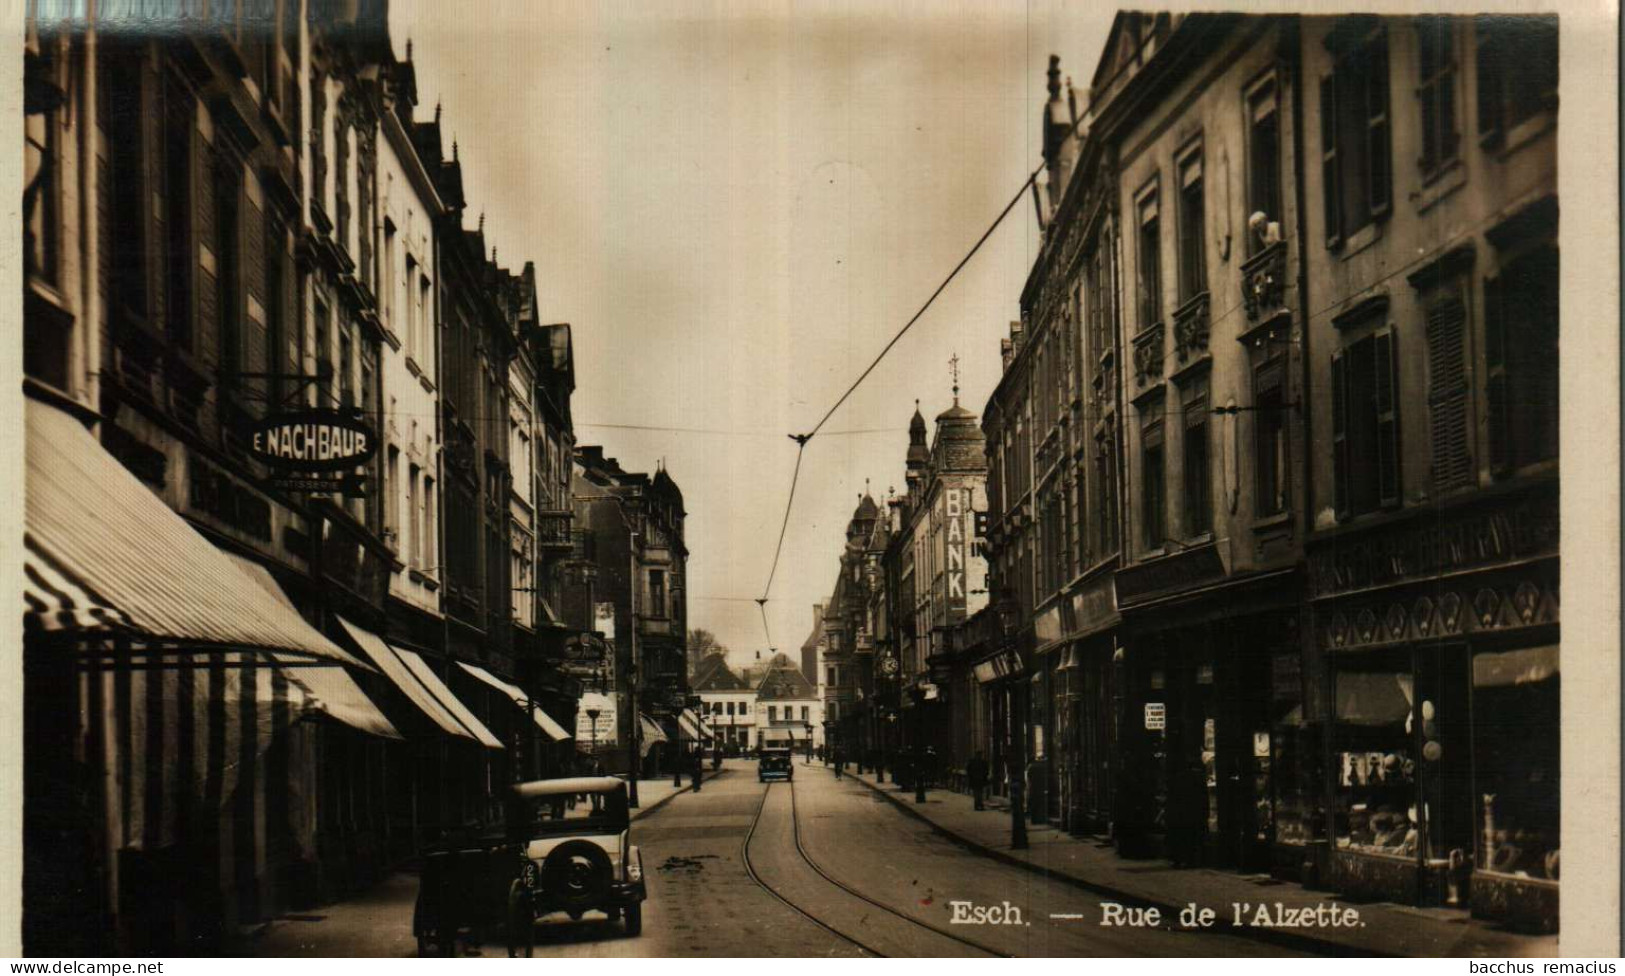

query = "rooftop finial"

[949,352,961,404]
[434,99,441,124]
[478,211,485,234]
[452,138,459,162]
[406,37,413,61]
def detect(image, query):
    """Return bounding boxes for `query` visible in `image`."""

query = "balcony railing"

[1172,291,1210,362]
[1131,323,1165,387]
[1242,240,1287,323]
[537,509,574,552]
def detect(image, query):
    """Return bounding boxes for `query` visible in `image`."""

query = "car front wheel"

[624,903,643,937]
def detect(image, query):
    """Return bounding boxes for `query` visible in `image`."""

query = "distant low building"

[692,654,756,752]
[753,653,823,751]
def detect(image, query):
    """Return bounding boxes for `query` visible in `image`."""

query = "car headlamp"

[626,851,642,883]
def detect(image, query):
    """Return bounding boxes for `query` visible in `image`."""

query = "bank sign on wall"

[945,487,970,605]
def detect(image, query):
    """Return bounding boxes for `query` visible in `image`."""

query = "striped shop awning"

[337,617,492,745]
[223,554,401,740]
[677,708,711,742]
[395,648,505,750]
[457,662,572,742]
[638,713,669,757]
[23,398,364,668]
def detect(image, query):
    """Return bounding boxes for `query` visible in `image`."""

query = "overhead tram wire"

[753,161,1044,644]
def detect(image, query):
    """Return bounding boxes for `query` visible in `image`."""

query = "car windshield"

[511,789,629,836]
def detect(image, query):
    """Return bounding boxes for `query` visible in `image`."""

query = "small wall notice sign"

[1144,702,1166,730]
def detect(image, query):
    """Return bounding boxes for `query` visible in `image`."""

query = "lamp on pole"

[994,590,1028,850]
[880,711,896,784]
[822,720,832,766]
[586,707,601,763]
[912,685,928,804]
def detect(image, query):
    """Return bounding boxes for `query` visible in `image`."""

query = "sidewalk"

[250,768,721,956]
[849,769,1558,958]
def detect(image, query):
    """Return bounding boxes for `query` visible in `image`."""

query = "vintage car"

[505,777,646,954]
[758,747,794,782]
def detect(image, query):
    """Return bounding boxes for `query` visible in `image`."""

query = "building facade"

[973,10,1561,934]
[754,654,823,752]
[1298,13,1558,931]
[19,0,611,953]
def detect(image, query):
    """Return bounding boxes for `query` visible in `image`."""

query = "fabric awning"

[338,616,477,742]
[394,647,505,749]
[1335,671,1415,727]
[677,708,711,742]
[224,554,401,740]
[23,399,364,667]
[1473,645,1559,688]
[639,713,668,745]
[457,661,572,742]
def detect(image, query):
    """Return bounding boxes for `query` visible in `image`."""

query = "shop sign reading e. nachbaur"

[245,409,378,472]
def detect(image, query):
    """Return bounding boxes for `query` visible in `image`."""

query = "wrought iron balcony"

[537,509,574,552]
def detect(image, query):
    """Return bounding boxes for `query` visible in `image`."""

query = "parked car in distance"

[505,777,647,954]
[758,747,794,782]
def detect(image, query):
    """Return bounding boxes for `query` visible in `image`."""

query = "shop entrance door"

[1216,645,1275,872]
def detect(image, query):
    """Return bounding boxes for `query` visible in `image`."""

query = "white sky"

[390,0,1114,667]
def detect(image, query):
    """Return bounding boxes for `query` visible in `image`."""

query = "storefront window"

[1472,645,1559,881]
[1333,648,1418,857]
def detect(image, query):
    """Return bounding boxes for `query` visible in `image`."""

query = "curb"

[849,773,1392,958]
[631,767,724,821]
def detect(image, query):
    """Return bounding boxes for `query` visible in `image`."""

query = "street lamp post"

[912,686,927,804]
[586,707,601,765]
[994,591,1028,850]
[879,710,895,784]
[822,720,832,767]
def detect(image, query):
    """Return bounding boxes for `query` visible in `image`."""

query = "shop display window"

[1332,648,1419,858]
[1334,644,1474,865]
[1471,645,1559,881]
[1271,721,1323,846]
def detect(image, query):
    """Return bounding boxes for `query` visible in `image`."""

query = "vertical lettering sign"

[946,487,966,606]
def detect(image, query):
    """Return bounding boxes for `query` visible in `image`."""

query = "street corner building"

[804,11,1560,940]
[19,0,683,955]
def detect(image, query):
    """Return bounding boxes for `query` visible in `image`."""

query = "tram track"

[738,778,1008,957]
[787,778,1011,957]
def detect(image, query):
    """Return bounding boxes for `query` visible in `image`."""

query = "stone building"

[1297,13,1558,931]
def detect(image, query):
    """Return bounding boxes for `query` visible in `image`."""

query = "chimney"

[1001,337,1014,371]
[1009,320,1025,357]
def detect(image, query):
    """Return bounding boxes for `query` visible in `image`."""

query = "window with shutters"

[1331,327,1402,519]
[1137,186,1162,328]
[106,42,151,325]
[163,76,195,351]
[1484,246,1559,474]
[1415,17,1461,181]
[1423,284,1474,493]
[1254,360,1289,516]
[1247,77,1282,256]
[215,154,241,390]
[1319,19,1392,249]
[1181,376,1211,537]
[1177,146,1206,302]
[1475,15,1558,149]
[1140,400,1166,551]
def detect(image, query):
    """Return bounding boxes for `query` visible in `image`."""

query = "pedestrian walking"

[967,751,990,810]
[833,747,844,779]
